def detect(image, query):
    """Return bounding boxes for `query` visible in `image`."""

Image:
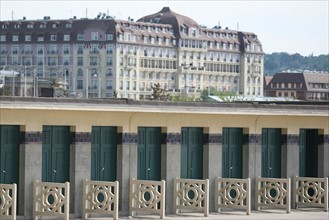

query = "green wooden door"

[262,128,281,178]
[42,126,70,183]
[138,127,161,181]
[299,129,318,177]
[222,128,243,178]
[91,126,117,181]
[181,127,203,179]
[0,125,20,184]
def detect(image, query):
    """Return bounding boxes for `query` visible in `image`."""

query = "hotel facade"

[0,7,264,99]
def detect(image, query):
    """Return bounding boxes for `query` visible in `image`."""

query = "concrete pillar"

[318,133,329,177]
[203,133,221,212]
[162,132,181,214]
[243,133,262,210]
[117,132,137,216]
[19,129,42,219]
[282,134,299,178]
[70,130,91,218]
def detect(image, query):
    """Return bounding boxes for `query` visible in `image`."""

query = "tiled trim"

[287,134,299,145]
[247,134,261,144]
[204,134,222,144]
[73,132,92,143]
[22,131,42,144]
[166,133,181,145]
[122,133,137,144]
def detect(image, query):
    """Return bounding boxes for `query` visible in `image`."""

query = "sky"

[1,0,328,56]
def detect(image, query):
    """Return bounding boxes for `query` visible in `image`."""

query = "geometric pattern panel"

[173,178,209,217]
[83,179,119,219]
[216,178,251,215]
[0,183,17,220]
[33,180,70,220]
[294,176,328,212]
[255,177,291,213]
[129,178,165,219]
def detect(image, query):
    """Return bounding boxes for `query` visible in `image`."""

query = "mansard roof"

[137,7,200,38]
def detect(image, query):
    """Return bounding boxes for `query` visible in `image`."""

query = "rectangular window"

[63,34,70,41]
[77,80,83,90]
[77,34,84,41]
[65,23,72,28]
[25,35,31,42]
[106,80,113,90]
[106,34,113,40]
[37,35,44,42]
[77,57,83,66]
[144,36,148,43]
[24,45,31,54]
[63,45,70,54]
[12,35,19,42]
[0,35,6,41]
[50,34,57,41]
[91,32,99,41]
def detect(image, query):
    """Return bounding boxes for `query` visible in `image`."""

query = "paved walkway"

[78,209,328,220]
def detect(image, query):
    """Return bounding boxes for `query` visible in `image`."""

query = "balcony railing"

[0,183,17,220]
[129,178,165,219]
[33,180,70,220]
[83,179,119,220]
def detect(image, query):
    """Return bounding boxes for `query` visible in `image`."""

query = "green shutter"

[91,126,117,181]
[42,126,70,183]
[181,127,203,179]
[0,125,20,184]
[138,127,161,181]
[262,128,281,178]
[222,128,243,178]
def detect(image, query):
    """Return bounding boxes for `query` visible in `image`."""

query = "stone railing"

[129,178,165,219]
[0,183,17,220]
[255,177,290,213]
[173,178,209,217]
[294,176,328,212]
[216,177,251,215]
[83,179,119,219]
[33,180,70,220]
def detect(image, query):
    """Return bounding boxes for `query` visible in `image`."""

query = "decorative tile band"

[122,133,138,144]
[204,134,222,144]
[22,132,42,144]
[166,133,181,144]
[73,132,92,143]
[287,134,299,145]
[247,134,262,144]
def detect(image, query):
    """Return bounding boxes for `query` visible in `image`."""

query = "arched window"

[107,68,112,76]
[77,68,83,77]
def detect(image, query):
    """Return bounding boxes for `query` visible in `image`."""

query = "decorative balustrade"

[33,180,70,220]
[294,176,328,211]
[0,183,17,220]
[216,177,251,215]
[173,178,209,217]
[255,177,290,213]
[129,178,165,219]
[83,179,119,219]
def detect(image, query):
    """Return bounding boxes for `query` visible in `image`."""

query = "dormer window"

[27,23,34,28]
[14,24,21,29]
[1,24,8,29]
[52,23,59,28]
[39,23,46,28]
[91,32,99,41]
[65,23,72,28]
[192,29,196,37]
